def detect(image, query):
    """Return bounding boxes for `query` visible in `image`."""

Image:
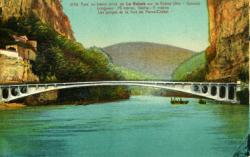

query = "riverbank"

[0,102,26,110]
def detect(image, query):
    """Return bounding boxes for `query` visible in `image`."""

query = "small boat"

[198,99,206,104]
[170,98,189,104]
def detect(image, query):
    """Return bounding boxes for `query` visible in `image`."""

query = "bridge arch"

[201,85,208,94]
[2,88,9,99]
[219,86,226,98]
[228,86,235,100]
[211,86,217,96]
[11,88,19,96]
[20,86,28,94]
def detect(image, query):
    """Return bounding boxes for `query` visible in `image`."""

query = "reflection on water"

[0,96,248,157]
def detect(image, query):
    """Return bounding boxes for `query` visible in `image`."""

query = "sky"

[62,0,209,52]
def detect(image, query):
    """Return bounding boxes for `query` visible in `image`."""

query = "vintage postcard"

[0,0,249,156]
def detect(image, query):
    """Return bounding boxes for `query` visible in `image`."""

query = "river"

[0,96,248,157]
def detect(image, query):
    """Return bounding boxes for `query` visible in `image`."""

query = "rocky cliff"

[0,54,39,83]
[0,54,58,105]
[206,0,249,81]
[0,0,74,40]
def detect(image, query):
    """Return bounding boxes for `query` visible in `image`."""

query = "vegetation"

[238,63,249,83]
[112,66,157,81]
[237,88,249,105]
[172,51,206,81]
[0,15,154,103]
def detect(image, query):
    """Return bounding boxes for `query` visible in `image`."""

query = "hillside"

[172,52,206,81]
[103,42,195,79]
[0,16,131,105]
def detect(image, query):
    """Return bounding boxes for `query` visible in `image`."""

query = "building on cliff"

[0,35,37,61]
[0,49,20,59]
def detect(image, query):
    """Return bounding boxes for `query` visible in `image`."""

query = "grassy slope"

[172,52,206,81]
[113,65,161,95]
[112,65,158,80]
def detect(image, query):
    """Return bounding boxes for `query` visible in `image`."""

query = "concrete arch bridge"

[0,81,241,104]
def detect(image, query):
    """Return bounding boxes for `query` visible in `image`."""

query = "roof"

[12,35,29,42]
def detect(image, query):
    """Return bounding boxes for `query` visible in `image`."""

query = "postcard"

[0,0,249,156]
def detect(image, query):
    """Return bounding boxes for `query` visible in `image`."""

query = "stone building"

[0,49,20,59]
[12,35,37,50]
[7,35,37,61]
[0,35,37,61]
[6,44,36,61]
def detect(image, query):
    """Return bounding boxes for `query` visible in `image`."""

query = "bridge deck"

[0,81,241,104]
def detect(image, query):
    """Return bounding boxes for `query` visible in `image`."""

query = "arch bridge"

[0,81,241,104]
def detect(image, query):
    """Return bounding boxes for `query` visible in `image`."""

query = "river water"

[0,96,248,157]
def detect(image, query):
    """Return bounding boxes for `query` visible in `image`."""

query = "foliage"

[238,65,249,82]
[237,88,249,105]
[181,66,206,82]
[0,15,132,102]
[172,51,206,81]
[112,65,157,81]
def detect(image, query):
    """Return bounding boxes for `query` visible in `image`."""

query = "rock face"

[25,91,58,106]
[206,0,249,81]
[0,54,39,83]
[0,54,58,105]
[0,0,74,40]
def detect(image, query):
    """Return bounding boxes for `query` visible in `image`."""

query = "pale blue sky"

[62,0,209,51]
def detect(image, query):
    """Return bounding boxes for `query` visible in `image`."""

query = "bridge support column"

[233,86,237,102]
[17,86,21,96]
[216,85,220,100]
[8,87,13,100]
[225,85,229,100]
[207,84,211,96]
[0,88,3,102]
[26,85,30,94]
[198,84,202,94]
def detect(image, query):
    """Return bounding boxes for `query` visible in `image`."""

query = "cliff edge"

[0,54,39,83]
